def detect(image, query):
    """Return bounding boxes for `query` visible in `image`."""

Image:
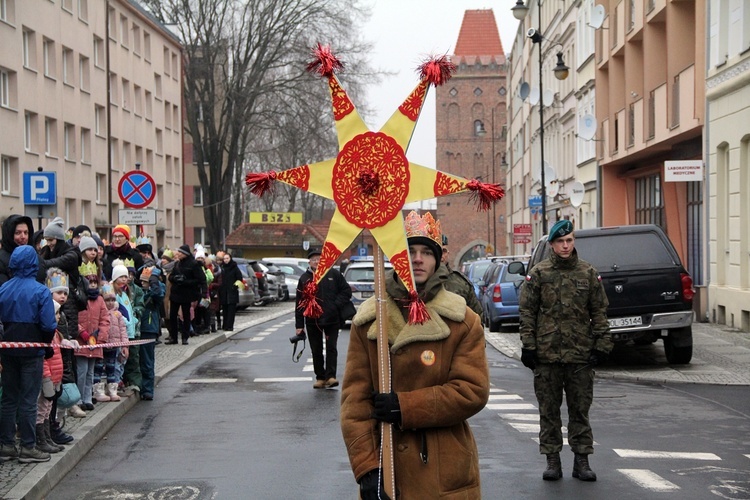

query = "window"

[94,104,104,136]
[474,120,486,136]
[64,122,75,160]
[43,38,56,78]
[173,104,179,130]
[24,111,37,152]
[134,84,142,116]
[79,55,89,91]
[1,155,15,194]
[193,185,203,206]
[78,0,88,22]
[23,29,36,69]
[80,127,90,163]
[143,32,151,61]
[110,138,118,171]
[62,46,74,85]
[122,141,130,170]
[107,6,116,41]
[163,48,170,76]
[172,52,178,79]
[93,36,104,68]
[109,72,118,104]
[634,174,664,227]
[62,0,73,13]
[132,24,140,54]
[120,14,128,47]
[0,67,12,107]
[45,117,57,156]
[155,129,163,155]
[154,73,162,100]
[164,101,171,129]
[121,77,130,109]
[145,90,152,120]
[1,0,15,24]
[95,173,105,203]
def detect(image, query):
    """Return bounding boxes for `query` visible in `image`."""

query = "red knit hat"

[112,224,130,240]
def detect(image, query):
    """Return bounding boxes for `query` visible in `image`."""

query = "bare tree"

[141,0,375,248]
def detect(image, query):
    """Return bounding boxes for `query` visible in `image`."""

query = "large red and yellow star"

[246,44,503,323]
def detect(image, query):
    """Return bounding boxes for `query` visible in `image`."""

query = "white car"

[343,261,394,308]
[261,258,309,299]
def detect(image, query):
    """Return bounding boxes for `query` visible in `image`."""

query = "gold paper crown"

[140,266,154,281]
[122,258,135,270]
[403,211,442,248]
[79,261,98,278]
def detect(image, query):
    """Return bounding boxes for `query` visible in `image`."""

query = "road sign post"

[23,170,58,229]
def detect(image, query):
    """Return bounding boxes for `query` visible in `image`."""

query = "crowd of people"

[0,216,241,464]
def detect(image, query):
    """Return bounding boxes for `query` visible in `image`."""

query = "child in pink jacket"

[102,282,128,398]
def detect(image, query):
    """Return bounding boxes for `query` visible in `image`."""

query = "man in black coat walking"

[294,249,352,389]
[166,245,205,345]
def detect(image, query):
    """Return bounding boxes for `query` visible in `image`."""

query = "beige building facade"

[0,0,183,249]
[706,0,750,330]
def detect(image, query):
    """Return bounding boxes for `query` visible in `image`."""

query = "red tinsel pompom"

[306,43,344,77]
[357,168,380,196]
[244,171,277,197]
[466,179,505,211]
[407,290,430,325]
[418,55,457,87]
[299,281,323,318]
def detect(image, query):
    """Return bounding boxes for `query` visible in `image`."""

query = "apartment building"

[594,0,705,286]
[435,9,509,266]
[0,0,183,249]
[706,0,750,330]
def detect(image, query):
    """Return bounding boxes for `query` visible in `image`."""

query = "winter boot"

[572,453,597,481]
[18,446,50,463]
[50,419,73,445]
[44,420,65,452]
[35,423,58,454]
[93,382,110,402]
[107,382,122,401]
[543,452,563,481]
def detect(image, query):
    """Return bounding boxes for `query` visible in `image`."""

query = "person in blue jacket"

[0,245,58,463]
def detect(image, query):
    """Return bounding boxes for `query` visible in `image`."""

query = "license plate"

[361,291,373,298]
[608,316,643,328]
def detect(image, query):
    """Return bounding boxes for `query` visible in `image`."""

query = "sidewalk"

[0,302,295,500]
[2,305,748,499]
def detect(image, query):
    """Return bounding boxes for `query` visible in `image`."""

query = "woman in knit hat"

[39,217,81,343]
[102,224,143,282]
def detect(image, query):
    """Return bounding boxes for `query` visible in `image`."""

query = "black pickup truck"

[516,224,695,364]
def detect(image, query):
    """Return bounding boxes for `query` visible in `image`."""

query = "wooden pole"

[374,244,394,498]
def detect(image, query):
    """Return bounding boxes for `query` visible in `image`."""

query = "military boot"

[572,453,597,481]
[542,452,562,481]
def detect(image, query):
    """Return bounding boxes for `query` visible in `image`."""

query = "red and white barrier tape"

[0,339,156,350]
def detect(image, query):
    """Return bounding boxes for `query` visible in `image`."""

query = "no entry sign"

[118,170,156,209]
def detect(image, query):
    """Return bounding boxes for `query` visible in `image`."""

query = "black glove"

[521,348,537,370]
[359,469,391,500]
[589,349,609,366]
[372,392,401,425]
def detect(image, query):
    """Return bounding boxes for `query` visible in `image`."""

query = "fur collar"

[352,289,467,351]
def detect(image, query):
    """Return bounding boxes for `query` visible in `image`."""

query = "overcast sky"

[360,0,521,167]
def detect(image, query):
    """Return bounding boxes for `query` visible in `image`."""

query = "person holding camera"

[166,245,205,345]
[294,249,352,389]
[340,212,489,499]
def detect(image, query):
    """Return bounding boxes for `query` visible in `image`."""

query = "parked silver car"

[261,258,309,300]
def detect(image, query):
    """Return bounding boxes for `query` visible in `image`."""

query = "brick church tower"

[436,9,508,267]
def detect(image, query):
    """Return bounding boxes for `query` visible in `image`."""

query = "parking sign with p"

[23,171,57,205]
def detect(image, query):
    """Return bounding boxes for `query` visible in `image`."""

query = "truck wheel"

[664,334,692,364]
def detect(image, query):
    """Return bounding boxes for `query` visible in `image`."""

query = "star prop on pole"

[246,44,504,324]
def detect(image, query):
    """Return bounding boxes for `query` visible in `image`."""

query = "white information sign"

[664,160,703,182]
[119,208,156,225]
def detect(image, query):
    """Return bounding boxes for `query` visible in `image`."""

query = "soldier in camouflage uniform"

[518,220,612,482]
[441,237,484,321]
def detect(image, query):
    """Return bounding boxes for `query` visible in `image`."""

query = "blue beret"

[548,220,574,242]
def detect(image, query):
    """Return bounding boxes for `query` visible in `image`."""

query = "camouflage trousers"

[533,363,595,455]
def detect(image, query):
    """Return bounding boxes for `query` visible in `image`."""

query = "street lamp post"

[512,0,569,235]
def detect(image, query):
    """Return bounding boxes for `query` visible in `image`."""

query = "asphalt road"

[50,312,750,499]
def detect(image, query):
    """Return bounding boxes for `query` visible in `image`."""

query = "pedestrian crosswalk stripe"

[745,455,750,460]
[498,413,538,421]
[618,469,680,491]
[614,449,721,460]
[508,423,539,433]
[254,377,311,382]
[182,378,238,383]
[485,403,537,410]
[489,387,507,393]
[488,394,523,400]
[249,337,264,341]
[303,365,314,372]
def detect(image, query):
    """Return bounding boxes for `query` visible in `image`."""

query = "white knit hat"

[111,264,129,282]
